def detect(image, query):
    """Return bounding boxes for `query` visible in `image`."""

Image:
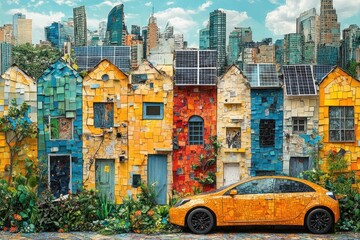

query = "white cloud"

[34,1,45,7]
[269,0,280,4]
[7,0,20,4]
[91,1,119,8]
[87,18,107,31]
[7,8,65,44]
[166,1,175,5]
[54,0,78,6]
[265,0,360,36]
[219,8,250,44]
[145,2,152,7]
[198,1,212,11]
[155,7,198,38]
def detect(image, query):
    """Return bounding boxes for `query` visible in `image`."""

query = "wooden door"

[148,154,167,205]
[96,159,115,201]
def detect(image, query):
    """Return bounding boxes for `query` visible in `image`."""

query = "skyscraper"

[340,24,360,68]
[319,0,340,45]
[12,13,25,43]
[45,22,73,49]
[0,43,12,74]
[12,13,32,45]
[209,9,226,75]
[296,8,319,63]
[199,26,209,50]
[227,27,253,65]
[105,4,126,46]
[284,33,303,64]
[0,24,15,44]
[73,6,87,46]
[98,21,107,42]
[146,12,159,56]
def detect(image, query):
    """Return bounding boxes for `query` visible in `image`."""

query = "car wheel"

[306,208,333,234]
[187,208,214,234]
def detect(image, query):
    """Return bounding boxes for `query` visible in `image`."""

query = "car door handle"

[265,198,273,200]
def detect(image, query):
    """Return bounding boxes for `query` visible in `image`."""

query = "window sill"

[224,148,246,153]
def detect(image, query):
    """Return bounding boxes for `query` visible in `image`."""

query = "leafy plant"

[96,194,115,220]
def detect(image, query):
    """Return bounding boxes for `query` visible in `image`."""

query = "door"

[223,178,275,223]
[49,155,71,198]
[96,159,115,201]
[224,163,240,185]
[148,154,167,205]
[289,157,309,177]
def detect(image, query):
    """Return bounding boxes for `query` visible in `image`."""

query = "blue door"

[96,159,115,201]
[148,154,167,205]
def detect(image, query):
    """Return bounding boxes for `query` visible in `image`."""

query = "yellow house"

[82,59,129,203]
[0,64,37,178]
[217,65,251,187]
[128,61,173,205]
[318,66,360,176]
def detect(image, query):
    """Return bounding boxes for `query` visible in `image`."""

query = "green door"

[148,154,167,205]
[96,159,115,201]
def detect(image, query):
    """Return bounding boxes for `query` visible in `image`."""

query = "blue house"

[244,64,284,176]
[37,59,83,197]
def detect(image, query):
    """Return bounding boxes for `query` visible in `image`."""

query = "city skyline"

[0,0,359,47]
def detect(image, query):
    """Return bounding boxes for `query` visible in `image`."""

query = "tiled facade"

[318,67,360,175]
[128,62,174,202]
[82,59,129,203]
[0,65,37,177]
[251,89,283,176]
[172,86,217,193]
[216,65,251,187]
[37,59,83,196]
[283,95,318,176]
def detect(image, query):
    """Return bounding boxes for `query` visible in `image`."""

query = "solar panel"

[313,65,334,83]
[283,65,317,96]
[174,50,217,85]
[74,46,131,72]
[243,64,279,87]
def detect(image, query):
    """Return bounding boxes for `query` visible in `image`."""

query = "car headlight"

[174,199,190,207]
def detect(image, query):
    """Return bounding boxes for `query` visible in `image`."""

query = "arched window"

[188,116,204,145]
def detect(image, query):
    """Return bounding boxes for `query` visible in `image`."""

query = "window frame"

[274,179,315,193]
[227,178,275,195]
[94,102,115,128]
[259,119,275,147]
[142,102,164,120]
[329,106,355,142]
[292,117,307,133]
[49,117,74,140]
[188,115,204,145]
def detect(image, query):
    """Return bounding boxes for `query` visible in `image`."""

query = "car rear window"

[275,179,315,193]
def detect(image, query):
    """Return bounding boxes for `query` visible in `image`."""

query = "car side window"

[234,178,274,194]
[275,179,315,193]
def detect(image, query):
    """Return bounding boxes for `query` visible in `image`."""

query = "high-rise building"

[131,25,141,40]
[296,8,319,64]
[317,44,339,65]
[162,22,173,40]
[105,4,126,46]
[146,12,159,56]
[73,6,87,46]
[142,27,148,59]
[256,45,275,63]
[340,24,360,68]
[284,33,303,64]
[0,24,14,44]
[275,39,284,65]
[0,43,12,74]
[227,27,253,65]
[98,21,107,42]
[319,0,340,45]
[209,9,226,75]
[12,13,32,45]
[199,26,209,50]
[45,22,74,49]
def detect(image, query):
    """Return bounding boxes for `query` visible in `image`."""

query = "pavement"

[0,229,359,240]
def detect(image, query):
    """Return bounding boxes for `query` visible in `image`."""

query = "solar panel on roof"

[283,65,317,96]
[243,64,279,87]
[74,46,131,72]
[174,50,217,85]
[313,65,334,83]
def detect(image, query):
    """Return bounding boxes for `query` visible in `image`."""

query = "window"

[188,116,204,145]
[143,103,164,120]
[292,117,307,133]
[233,178,274,195]
[275,179,315,193]
[94,102,114,128]
[259,119,275,147]
[50,117,73,140]
[329,106,354,142]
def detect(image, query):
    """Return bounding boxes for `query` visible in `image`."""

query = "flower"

[134,210,142,217]
[147,210,154,217]
[13,214,22,221]
[58,228,64,233]
[9,226,18,233]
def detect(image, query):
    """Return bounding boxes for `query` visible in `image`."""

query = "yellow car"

[169,176,340,234]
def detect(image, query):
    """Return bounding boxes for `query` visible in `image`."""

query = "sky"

[0,0,360,48]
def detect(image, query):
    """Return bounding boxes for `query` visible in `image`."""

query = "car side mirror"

[230,189,237,196]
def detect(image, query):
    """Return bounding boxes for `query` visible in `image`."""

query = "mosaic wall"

[251,88,283,176]
[0,65,37,177]
[173,86,217,193]
[82,59,129,203]
[319,67,360,175]
[217,66,251,187]
[37,59,83,195]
